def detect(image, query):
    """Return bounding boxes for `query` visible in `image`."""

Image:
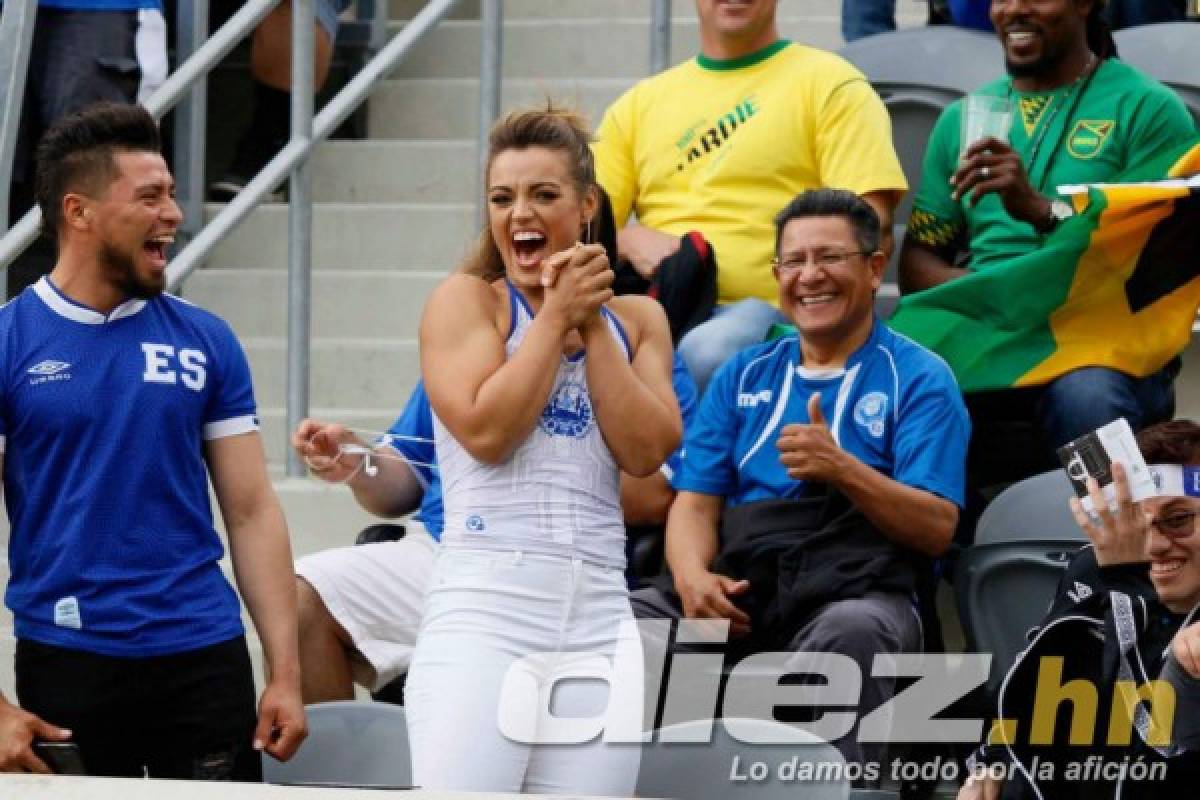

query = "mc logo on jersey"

[142,343,208,391]
[738,390,772,408]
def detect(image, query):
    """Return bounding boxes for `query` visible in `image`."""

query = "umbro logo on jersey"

[27,360,72,386]
[28,360,70,376]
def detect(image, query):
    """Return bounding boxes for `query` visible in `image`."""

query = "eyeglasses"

[772,250,872,274]
[1148,510,1199,538]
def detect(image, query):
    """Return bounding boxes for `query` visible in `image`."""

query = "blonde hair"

[463,104,596,282]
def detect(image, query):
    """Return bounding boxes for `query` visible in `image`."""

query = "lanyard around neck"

[1010,56,1100,191]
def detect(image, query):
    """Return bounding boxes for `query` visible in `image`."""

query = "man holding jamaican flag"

[895,0,1199,487]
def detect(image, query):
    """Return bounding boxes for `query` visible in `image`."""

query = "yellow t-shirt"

[594,41,907,306]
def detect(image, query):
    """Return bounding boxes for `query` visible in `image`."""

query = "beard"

[98,239,165,300]
[1005,41,1068,80]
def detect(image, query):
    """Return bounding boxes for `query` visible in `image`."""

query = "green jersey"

[909,58,1197,273]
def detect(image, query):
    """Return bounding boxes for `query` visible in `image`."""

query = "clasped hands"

[538,243,614,331]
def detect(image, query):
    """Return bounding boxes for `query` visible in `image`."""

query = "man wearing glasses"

[961,420,1200,800]
[633,189,970,775]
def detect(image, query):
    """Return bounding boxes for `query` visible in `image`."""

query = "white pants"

[406,548,643,795]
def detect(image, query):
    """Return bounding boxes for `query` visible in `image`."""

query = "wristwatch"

[1038,199,1075,233]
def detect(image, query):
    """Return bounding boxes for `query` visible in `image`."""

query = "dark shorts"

[15,635,261,781]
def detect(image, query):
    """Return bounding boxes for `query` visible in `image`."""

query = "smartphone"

[33,741,87,775]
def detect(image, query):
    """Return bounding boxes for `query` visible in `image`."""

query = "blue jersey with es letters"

[0,279,258,657]
[676,319,969,508]
[390,352,699,538]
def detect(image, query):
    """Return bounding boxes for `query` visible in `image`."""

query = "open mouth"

[1004,29,1040,50]
[1151,558,1186,578]
[796,293,838,308]
[511,230,547,269]
[143,235,174,268]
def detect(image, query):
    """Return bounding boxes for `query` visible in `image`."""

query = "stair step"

[185,269,444,339]
[202,202,475,270]
[369,77,630,138]
[384,18,844,79]
[241,336,419,408]
[311,140,476,202]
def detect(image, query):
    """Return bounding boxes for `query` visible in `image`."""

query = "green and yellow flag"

[890,142,1200,393]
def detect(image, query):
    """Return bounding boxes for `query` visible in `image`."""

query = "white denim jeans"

[405,548,643,795]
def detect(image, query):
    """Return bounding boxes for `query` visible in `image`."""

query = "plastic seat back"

[1114,23,1200,126]
[956,540,1084,697]
[960,470,1085,694]
[636,717,848,799]
[262,701,412,789]
[838,27,1005,97]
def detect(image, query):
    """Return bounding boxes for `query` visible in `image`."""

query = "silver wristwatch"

[1040,199,1075,233]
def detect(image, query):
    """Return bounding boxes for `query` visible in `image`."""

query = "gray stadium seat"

[1113,23,1200,126]
[956,469,1087,695]
[839,27,1004,218]
[636,717,849,799]
[262,701,412,789]
[972,469,1083,546]
[838,26,1005,97]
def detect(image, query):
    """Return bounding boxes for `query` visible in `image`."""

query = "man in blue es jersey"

[0,104,305,777]
[290,352,699,702]
[632,189,970,774]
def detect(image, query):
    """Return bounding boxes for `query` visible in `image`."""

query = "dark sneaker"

[210,130,288,202]
[208,172,286,203]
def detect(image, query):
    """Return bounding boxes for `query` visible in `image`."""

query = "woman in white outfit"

[406,107,682,795]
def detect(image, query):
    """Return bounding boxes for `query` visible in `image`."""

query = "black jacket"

[711,492,918,647]
[972,546,1200,800]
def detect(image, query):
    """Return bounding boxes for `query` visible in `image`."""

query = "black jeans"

[15,636,261,780]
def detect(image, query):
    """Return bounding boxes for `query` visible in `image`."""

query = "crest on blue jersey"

[539,379,593,438]
[853,391,889,438]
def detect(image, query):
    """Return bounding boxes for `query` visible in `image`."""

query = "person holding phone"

[961,420,1200,800]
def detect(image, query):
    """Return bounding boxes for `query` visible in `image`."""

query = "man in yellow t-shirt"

[593,0,907,392]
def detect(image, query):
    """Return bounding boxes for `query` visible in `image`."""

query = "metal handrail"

[650,0,671,75]
[0,0,686,472]
[0,0,283,269]
[0,0,36,231]
[165,0,465,287]
[0,0,468,474]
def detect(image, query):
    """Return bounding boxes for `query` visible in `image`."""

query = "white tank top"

[434,282,631,569]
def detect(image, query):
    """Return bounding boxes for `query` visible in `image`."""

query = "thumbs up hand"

[777,392,846,483]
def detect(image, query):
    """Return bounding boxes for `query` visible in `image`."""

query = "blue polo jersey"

[0,278,257,657]
[676,319,970,509]
[382,380,443,540]
[392,351,699,538]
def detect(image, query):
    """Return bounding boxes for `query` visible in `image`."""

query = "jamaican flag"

[890,142,1200,393]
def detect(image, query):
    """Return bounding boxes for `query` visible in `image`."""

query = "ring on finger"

[980,165,991,179]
